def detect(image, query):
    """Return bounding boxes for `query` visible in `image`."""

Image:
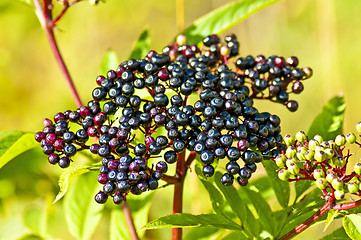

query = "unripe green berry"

[308,139,319,151]
[288,163,300,175]
[286,157,297,167]
[331,178,344,190]
[220,45,231,56]
[316,178,328,190]
[346,133,357,144]
[313,169,325,179]
[348,182,359,194]
[356,122,361,133]
[335,135,346,146]
[295,131,307,142]
[315,145,324,152]
[278,169,291,181]
[326,172,337,183]
[313,134,323,143]
[296,150,306,160]
[324,148,335,159]
[285,146,297,158]
[331,155,346,168]
[284,134,295,146]
[314,150,326,162]
[275,155,287,168]
[354,162,361,175]
[334,190,345,200]
[304,150,315,161]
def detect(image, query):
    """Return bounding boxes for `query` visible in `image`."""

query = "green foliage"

[308,96,345,141]
[140,213,242,231]
[182,0,282,43]
[100,50,119,75]
[0,131,37,169]
[64,172,104,240]
[343,214,361,240]
[320,227,349,240]
[129,29,150,60]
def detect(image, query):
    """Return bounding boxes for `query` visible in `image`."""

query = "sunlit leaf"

[64,172,104,240]
[129,29,150,60]
[100,50,119,75]
[262,160,290,208]
[53,165,91,204]
[183,227,221,240]
[320,227,350,240]
[0,131,38,169]
[140,213,242,231]
[109,209,129,240]
[308,96,345,141]
[182,0,282,43]
[200,179,225,216]
[343,214,361,240]
[324,209,340,232]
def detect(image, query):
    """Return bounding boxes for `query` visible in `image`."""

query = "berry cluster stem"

[33,0,83,108]
[279,199,361,240]
[121,201,140,240]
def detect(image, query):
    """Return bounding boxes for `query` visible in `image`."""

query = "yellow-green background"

[0,0,360,239]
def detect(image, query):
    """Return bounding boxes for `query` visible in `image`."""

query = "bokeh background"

[1,0,361,239]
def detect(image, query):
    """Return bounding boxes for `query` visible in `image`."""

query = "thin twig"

[121,201,140,240]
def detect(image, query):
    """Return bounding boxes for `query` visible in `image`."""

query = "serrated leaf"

[100,50,119,75]
[240,186,275,235]
[343,214,361,240]
[129,29,150,60]
[262,160,290,208]
[140,213,242,231]
[324,209,340,232]
[200,179,225,216]
[53,165,91,204]
[308,96,345,141]
[64,172,104,240]
[0,131,38,169]
[182,0,282,43]
[320,227,350,240]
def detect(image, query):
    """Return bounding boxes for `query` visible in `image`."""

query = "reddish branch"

[121,201,140,240]
[278,199,361,240]
[33,0,83,108]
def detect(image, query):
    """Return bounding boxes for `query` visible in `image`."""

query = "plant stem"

[121,201,140,240]
[33,0,83,108]
[172,150,186,240]
[278,201,331,240]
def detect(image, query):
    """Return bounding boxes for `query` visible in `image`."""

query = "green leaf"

[221,230,249,240]
[320,227,350,240]
[0,131,38,169]
[262,160,290,208]
[295,179,313,201]
[183,228,221,240]
[140,213,242,231]
[64,172,104,240]
[23,205,46,236]
[129,29,150,60]
[200,179,225,216]
[182,0,282,43]
[53,165,91,204]
[324,209,340,232]
[343,214,361,240]
[240,186,275,235]
[17,234,44,240]
[308,96,345,141]
[110,209,130,240]
[100,50,119,75]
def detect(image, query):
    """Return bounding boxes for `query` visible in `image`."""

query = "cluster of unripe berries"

[34,33,312,205]
[275,122,361,201]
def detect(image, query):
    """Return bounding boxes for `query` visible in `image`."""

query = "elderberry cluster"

[275,122,361,201]
[34,33,313,205]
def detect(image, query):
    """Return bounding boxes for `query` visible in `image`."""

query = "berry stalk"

[33,0,83,108]
[121,201,140,240]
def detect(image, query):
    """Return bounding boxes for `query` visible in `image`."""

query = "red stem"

[33,0,83,108]
[121,201,140,240]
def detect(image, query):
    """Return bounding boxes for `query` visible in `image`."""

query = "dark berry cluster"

[35,33,312,204]
[275,122,361,201]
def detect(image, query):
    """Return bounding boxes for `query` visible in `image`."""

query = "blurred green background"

[1,0,361,239]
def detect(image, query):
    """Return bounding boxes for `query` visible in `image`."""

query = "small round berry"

[221,173,234,186]
[202,165,215,177]
[134,143,147,156]
[346,133,357,144]
[286,100,298,112]
[58,157,71,168]
[315,178,328,190]
[295,131,307,142]
[331,178,344,190]
[348,182,359,194]
[148,178,159,190]
[287,163,300,175]
[156,161,168,173]
[164,151,178,164]
[313,169,325,179]
[48,153,59,165]
[113,193,126,204]
[354,162,361,175]
[283,134,295,147]
[334,190,345,200]
[94,191,108,204]
[335,134,346,146]
[98,173,108,184]
[236,176,248,186]
[278,169,291,181]
[42,144,54,155]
